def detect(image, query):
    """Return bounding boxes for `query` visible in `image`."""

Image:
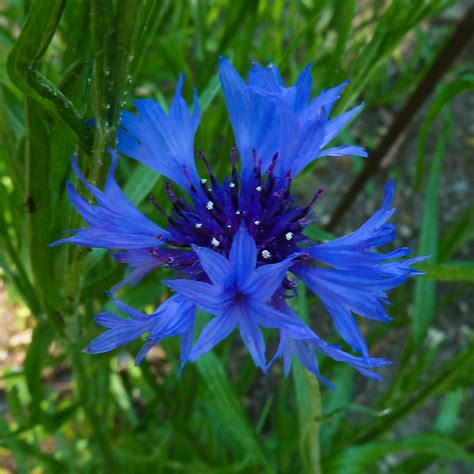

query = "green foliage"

[412,113,449,346]
[323,433,474,474]
[0,1,472,472]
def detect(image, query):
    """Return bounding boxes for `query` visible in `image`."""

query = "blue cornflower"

[52,58,426,387]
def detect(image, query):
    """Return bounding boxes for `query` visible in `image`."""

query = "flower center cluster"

[149,149,322,283]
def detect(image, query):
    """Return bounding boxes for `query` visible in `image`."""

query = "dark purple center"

[148,149,322,286]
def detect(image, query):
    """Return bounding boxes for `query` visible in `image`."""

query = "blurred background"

[0,0,473,472]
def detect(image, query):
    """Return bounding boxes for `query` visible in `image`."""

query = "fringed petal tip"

[177,360,187,376]
[219,58,366,176]
[48,239,65,248]
[384,178,396,202]
[317,375,336,391]
[118,74,201,189]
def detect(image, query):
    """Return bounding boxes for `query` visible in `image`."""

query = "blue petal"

[219,57,281,175]
[228,224,257,288]
[188,313,237,361]
[62,180,153,236]
[236,304,267,371]
[380,256,429,278]
[85,294,195,363]
[297,267,373,355]
[304,81,350,118]
[243,257,294,303]
[219,57,249,165]
[118,74,200,189]
[134,342,156,366]
[50,154,167,252]
[308,246,411,269]
[253,304,313,338]
[281,111,326,175]
[73,152,160,230]
[270,333,334,389]
[83,323,149,354]
[321,301,369,357]
[317,145,368,158]
[112,249,164,292]
[94,312,127,328]
[191,88,200,132]
[322,103,364,147]
[137,295,195,366]
[192,245,232,288]
[294,63,312,112]
[269,335,294,377]
[268,303,392,384]
[51,229,163,250]
[297,265,393,324]
[179,324,195,372]
[294,215,425,354]
[231,59,365,177]
[307,181,428,287]
[148,295,195,338]
[293,338,334,389]
[248,61,283,92]
[164,279,230,314]
[109,294,149,320]
[308,179,400,266]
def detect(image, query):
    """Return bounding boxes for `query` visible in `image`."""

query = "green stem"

[90,0,147,187]
[303,369,322,474]
[351,340,474,446]
[7,0,94,154]
[25,98,67,336]
[70,347,112,464]
[64,0,148,308]
[291,286,322,473]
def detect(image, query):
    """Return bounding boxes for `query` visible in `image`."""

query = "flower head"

[52,58,426,387]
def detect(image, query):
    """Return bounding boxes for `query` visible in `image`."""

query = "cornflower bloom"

[52,58,426,387]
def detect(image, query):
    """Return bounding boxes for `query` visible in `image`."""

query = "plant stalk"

[304,369,322,474]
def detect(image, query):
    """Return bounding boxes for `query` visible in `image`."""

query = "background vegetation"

[0,0,473,472]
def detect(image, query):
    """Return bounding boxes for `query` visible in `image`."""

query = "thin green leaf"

[199,73,220,114]
[415,74,474,190]
[434,389,463,435]
[196,352,270,470]
[439,202,474,261]
[122,163,161,206]
[6,0,94,152]
[416,261,474,282]
[352,340,474,444]
[290,285,322,473]
[24,319,53,422]
[324,433,474,474]
[320,366,354,453]
[411,112,449,345]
